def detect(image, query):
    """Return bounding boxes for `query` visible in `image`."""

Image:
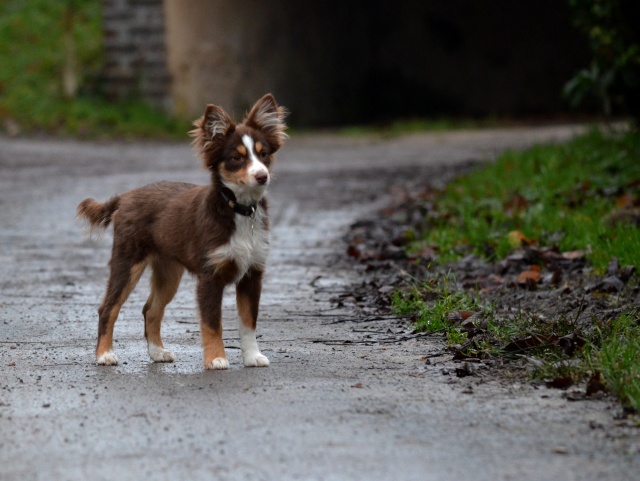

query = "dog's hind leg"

[143,258,184,362]
[96,258,147,365]
[236,268,269,367]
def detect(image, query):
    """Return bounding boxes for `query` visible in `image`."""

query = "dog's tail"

[76,196,121,235]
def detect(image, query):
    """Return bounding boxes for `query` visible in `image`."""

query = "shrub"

[564,0,640,120]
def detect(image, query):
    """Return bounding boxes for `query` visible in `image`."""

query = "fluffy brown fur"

[77,94,288,369]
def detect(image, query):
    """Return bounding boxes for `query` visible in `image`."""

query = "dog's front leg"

[236,268,269,367]
[197,274,229,370]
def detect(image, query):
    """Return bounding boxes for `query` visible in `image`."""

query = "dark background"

[264,0,590,125]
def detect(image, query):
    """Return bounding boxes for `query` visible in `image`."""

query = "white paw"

[205,357,230,370]
[148,343,176,363]
[96,350,119,366]
[243,351,270,368]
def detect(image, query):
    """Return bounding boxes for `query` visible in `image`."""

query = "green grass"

[393,273,640,411]
[412,129,640,271]
[391,273,480,333]
[594,312,640,412]
[0,0,188,138]
[393,130,640,411]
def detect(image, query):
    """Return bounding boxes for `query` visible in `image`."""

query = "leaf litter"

[339,180,640,412]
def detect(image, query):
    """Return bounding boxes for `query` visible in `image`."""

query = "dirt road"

[1,127,638,480]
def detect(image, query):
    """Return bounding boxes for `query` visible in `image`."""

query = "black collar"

[220,187,257,217]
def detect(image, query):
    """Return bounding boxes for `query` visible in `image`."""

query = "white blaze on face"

[242,135,269,185]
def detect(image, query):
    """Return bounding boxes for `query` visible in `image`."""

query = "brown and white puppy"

[77,94,288,369]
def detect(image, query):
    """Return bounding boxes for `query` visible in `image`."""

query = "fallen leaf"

[447,310,477,322]
[377,285,395,295]
[516,269,541,289]
[351,382,363,388]
[418,246,437,260]
[586,371,606,396]
[545,377,574,390]
[616,194,634,208]
[517,270,541,282]
[508,230,531,248]
[347,244,362,258]
[599,276,625,293]
[561,250,585,260]
[542,270,561,285]
[539,250,564,267]
[504,193,530,215]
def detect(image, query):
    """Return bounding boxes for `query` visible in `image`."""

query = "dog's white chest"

[208,208,269,281]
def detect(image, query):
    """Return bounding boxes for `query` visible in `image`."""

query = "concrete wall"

[163,0,380,123]
[164,0,276,120]
[106,0,590,126]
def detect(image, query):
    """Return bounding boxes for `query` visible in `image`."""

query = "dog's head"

[190,94,288,201]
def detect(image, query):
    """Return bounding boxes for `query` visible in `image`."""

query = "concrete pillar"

[164,0,278,119]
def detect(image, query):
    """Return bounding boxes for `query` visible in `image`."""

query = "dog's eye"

[231,154,243,163]
[259,151,269,160]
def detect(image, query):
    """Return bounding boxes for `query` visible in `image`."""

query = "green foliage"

[394,132,640,411]
[0,1,101,115]
[392,276,640,412]
[594,312,640,412]
[414,130,640,272]
[391,274,479,333]
[564,0,640,118]
[0,0,187,138]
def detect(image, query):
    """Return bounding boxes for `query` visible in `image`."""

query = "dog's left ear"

[244,94,289,153]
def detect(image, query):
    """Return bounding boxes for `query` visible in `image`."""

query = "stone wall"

[102,0,170,109]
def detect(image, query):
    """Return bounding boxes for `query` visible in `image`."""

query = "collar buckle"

[220,187,258,218]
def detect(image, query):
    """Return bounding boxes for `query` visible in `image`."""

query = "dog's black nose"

[255,172,268,185]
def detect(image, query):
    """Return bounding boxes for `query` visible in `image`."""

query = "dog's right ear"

[190,105,235,168]
[202,105,235,139]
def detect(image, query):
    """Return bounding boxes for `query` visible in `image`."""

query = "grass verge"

[394,273,640,412]
[410,129,640,271]
[594,312,640,412]
[0,0,188,139]
[393,129,640,412]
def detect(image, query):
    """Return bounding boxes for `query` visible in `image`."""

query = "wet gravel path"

[1,127,638,481]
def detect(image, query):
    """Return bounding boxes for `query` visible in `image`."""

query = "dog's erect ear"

[244,94,288,152]
[189,104,234,143]
[202,105,234,139]
[190,104,235,168]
